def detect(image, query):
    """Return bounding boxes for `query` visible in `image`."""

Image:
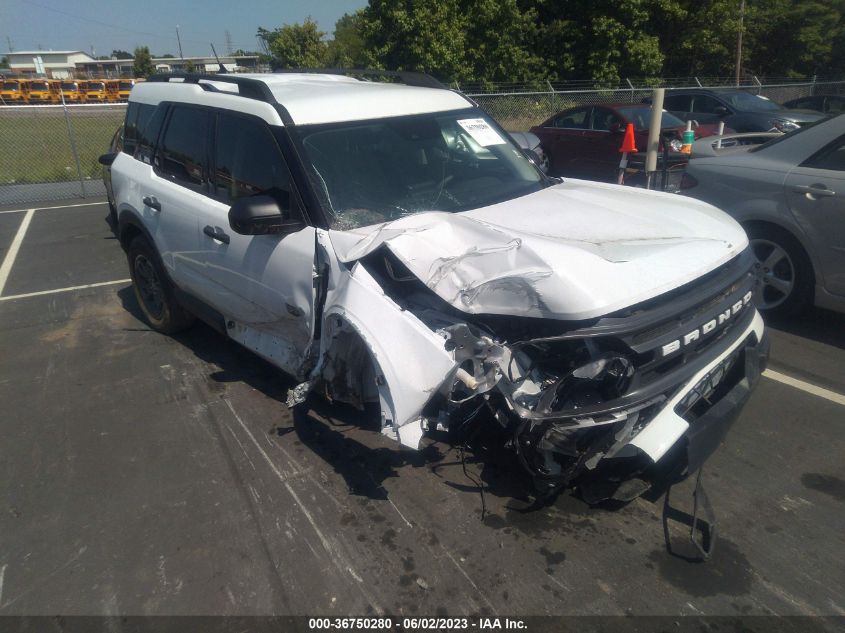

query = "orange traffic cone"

[619,123,638,153]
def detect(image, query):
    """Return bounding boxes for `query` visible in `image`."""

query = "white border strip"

[0,279,131,302]
[763,369,845,406]
[0,209,35,296]
[0,201,107,215]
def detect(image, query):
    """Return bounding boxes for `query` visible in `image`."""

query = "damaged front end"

[308,243,768,503]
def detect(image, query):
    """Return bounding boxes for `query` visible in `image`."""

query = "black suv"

[650,89,825,133]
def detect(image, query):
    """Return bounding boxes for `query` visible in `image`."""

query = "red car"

[531,103,731,182]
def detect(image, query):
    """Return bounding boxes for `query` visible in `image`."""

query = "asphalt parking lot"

[0,199,843,625]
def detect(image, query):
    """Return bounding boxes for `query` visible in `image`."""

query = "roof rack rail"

[271,68,447,90]
[146,73,277,104]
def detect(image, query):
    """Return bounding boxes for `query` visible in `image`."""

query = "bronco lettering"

[661,291,753,357]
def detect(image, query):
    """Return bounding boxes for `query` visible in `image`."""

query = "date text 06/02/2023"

[307,617,528,630]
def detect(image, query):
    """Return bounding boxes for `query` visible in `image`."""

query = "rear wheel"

[746,224,813,316]
[127,236,194,333]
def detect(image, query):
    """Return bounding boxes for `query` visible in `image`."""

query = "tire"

[745,224,813,317]
[127,236,195,334]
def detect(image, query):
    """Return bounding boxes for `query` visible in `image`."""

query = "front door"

[190,110,317,375]
[784,135,845,297]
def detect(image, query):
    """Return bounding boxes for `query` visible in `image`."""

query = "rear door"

[689,94,731,124]
[784,134,845,296]
[189,110,317,375]
[141,104,211,293]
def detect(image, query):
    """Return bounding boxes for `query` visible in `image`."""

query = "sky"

[1,0,368,58]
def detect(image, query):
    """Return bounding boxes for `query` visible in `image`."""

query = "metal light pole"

[176,25,184,60]
[735,0,745,86]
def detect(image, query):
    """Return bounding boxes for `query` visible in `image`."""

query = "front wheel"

[746,224,813,317]
[127,236,194,334]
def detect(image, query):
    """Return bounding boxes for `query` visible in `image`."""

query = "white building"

[6,50,97,78]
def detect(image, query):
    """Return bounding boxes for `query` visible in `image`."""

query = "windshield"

[295,109,546,230]
[88,82,105,91]
[722,92,781,112]
[61,82,78,91]
[3,82,20,91]
[30,81,49,91]
[119,81,133,90]
[617,106,686,129]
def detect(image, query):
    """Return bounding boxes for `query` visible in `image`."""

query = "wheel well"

[741,220,816,286]
[119,223,143,251]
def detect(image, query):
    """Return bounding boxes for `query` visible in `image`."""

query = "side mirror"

[228,194,305,236]
[609,122,623,133]
[98,152,117,166]
[522,148,548,174]
[714,105,728,116]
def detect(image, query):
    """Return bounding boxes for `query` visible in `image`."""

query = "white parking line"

[0,201,106,215]
[0,209,35,297]
[763,369,845,406]
[0,279,131,302]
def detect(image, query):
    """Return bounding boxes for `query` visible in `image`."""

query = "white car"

[103,71,768,503]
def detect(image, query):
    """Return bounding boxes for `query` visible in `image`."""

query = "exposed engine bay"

[300,242,768,503]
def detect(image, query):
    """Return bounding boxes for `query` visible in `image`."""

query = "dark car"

[655,89,825,133]
[530,103,728,181]
[782,94,845,115]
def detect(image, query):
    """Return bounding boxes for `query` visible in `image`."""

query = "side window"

[591,107,623,131]
[663,94,692,112]
[692,95,726,114]
[551,108,590,129]
[802,136,845,172]
[156,106,211,188]
[790,97,815,110]
[827,97,845,114]
[214,112,291,207]
[135,104,165,164]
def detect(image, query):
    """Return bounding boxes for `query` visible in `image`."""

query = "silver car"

[682,114,845,315]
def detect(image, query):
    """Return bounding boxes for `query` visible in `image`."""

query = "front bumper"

[683,327,769,472]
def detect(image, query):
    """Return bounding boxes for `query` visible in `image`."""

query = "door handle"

[203,225,230,244]
[792,184,835,198]
[142,195,161,211]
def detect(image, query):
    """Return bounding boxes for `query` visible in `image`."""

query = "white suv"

[105,71,768,502]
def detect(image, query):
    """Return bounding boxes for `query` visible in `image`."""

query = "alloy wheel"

[750,238,795,310]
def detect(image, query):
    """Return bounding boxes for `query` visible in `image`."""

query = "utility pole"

[735,0,745,86]
[176,25,184,60]
[225,30,233,55]
[6,36,12,52]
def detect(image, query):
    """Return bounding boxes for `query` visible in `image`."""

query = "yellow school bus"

[26,78,59,104]
[116,77,143,101]
[58,79,84,103]
[0,78,30,104]
[82,79,108,103]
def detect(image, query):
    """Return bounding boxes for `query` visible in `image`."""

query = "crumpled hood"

[329,179,748,320]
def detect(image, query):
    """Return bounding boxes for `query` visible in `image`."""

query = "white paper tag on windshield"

[457,118,506,146]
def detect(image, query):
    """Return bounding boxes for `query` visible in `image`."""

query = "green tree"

[0,56,7,69]
[184,60,196,73]
[132,46,154,78]
[258,17,328,68]
[111,49,133,60]
[359,0,545,85]
[326,11,368,67]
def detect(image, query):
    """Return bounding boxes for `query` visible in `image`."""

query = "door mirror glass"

[229,195,305,236]
[98,152,117,166]
[714,105,729,116]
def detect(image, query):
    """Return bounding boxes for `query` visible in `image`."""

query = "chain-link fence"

[0,103,125,207]
[1,77,844,207]
[467,78,845,131]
